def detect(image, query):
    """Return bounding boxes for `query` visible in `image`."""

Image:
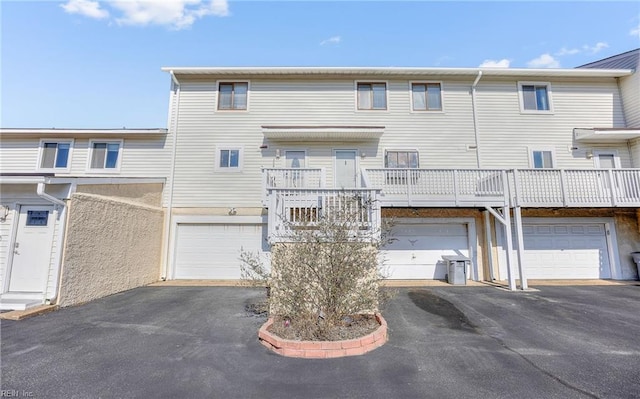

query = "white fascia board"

[162,66,633,79]
[0,128,168,138]
[574,128,640,142]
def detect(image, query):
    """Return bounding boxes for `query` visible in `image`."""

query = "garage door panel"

[501,221,611,280]
[174,223,270,279]
[383,223,469,280]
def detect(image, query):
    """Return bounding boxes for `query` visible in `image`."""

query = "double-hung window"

[218,82,248,110]
[357,82,387,110]
[385,150,419,185]
[519,82,552,112]
[89,140,122,171]
[411,82,442,111]
[39,140,72,171]
[216,147,243,172]
[531,150,554,169]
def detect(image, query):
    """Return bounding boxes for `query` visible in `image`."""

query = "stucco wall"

[58,193,163,307]
[76,183,163,207]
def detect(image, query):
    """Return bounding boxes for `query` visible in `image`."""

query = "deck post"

[513,206,527,290]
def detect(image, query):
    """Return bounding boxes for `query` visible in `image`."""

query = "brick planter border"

[258,313,388,359]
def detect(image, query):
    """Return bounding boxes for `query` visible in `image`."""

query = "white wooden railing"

[267,188,381,243]
[364,168,509,207]
[262,168,325,205]
[364,168,640,208]
[513,168,640,207]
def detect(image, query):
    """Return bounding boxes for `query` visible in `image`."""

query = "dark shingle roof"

[577,48,639,70]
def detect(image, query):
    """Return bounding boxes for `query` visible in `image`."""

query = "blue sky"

[2,1,639,128]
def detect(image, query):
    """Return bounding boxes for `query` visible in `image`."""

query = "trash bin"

[631,252,640,280]
[442,255,470,285]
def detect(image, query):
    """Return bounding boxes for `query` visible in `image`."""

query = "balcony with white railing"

[363,169,509,207]
[512,168,640,207]
[267,188,381,243]
[262,168,325,206]
[364,168,640,208]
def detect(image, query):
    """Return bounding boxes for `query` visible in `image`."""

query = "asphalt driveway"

[2,284,639,398]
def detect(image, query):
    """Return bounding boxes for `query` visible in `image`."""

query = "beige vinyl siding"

[0,136,170,177]
[620,73,640,127]
[168,75,631,208]
[45,210,62,299]
[475,78,630,169]
[0,208,15,291]
[0,140,41,172]
[629,138,640,168]
[169,78,478,207]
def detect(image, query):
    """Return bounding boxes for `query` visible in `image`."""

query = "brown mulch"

[268,314,380,341]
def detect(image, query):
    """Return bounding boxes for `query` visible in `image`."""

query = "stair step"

[0,298,43,311]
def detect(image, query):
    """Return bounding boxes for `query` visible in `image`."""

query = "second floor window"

[218,82,248,110]
[40,141,71,169]
[531,150,554,168]
[219,148,241,169]
[385,150,419,168]
[357,82,387,110]
[521,83,551,111]
[90,141,121,170]
[412,83,442,111]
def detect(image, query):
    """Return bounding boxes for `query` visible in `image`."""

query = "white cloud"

[61,0,109,19]
[556,47,581,56]
[630,24,640,39]
[61,0,229,29]
[527,53,561,68]
[320,36,341,46]
[478,59,510,68]
[583,42,609,54]
[555,42,609,57]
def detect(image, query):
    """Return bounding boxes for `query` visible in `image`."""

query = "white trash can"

[442,255,470,285]
[630,252,640,280]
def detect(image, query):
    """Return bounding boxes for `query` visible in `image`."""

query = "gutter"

[471,71,483,168]
[161,71,181,280]
[36,182,67,305]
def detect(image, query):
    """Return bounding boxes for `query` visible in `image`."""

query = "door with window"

[595,152,622,200]
[8,206,55,292]
[285,150,306,187]
[334,150,357,188]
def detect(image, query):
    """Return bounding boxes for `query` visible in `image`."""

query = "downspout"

[161,71,181,280]
[471,71,483,168]
[36,182,67,304]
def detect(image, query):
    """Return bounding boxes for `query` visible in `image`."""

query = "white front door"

[8,206,55,292]
[334,150,357,188]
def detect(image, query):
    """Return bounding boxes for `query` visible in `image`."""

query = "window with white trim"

[216,147,243,172]
[519,82,552,111]
[531,150,554,168]
[385,150,419,185]
[357,82,387,110]
[218,82,248,110]
[88,140,122,171]
[385,150,419,168]
[411,82,442,111]
[39,140,72,171]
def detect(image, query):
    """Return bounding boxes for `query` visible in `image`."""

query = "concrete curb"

[258,313,388,359]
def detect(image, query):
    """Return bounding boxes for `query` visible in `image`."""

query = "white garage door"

[500,222,611,279]
[382,223,469,279]
[174,223,269,279]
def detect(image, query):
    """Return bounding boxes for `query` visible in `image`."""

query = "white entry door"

[9,206,55,292]
[335,150,357,188]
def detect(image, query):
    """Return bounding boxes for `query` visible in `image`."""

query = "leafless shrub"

[241,193,395,340]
